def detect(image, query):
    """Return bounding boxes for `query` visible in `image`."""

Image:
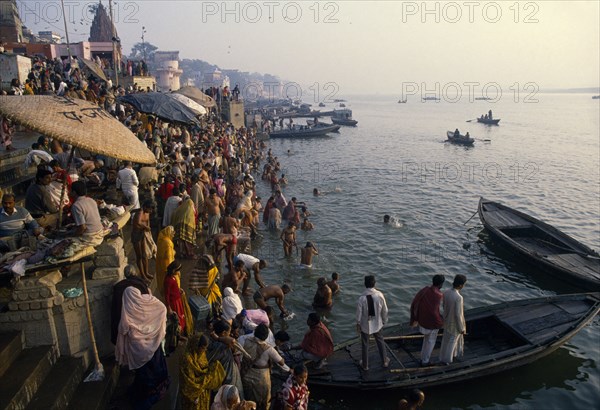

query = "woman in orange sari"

[156,226,175,295]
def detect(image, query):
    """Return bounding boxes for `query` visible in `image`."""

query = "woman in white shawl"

[211,385,256,410]
[222,287,243,322]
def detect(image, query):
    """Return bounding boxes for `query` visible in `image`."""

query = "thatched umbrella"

[0,95,156,164]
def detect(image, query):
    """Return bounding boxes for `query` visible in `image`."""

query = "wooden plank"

[514,310,575,336]
[525,322,575,345]
[497,304,561,325]
[553,300,593,315]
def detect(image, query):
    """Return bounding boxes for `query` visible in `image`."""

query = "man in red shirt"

[410,274,445,366]
[295,313,334,369]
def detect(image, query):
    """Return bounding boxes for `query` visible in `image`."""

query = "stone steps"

[0,344,58,410]
[67,357,120,410]
[0,331,23,378]
[25,356,85,410]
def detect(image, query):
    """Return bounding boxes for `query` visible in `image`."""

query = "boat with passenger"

[302,293,600,390]
[446,130,474,146]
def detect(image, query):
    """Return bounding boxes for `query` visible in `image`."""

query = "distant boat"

[319,102,326,107]
[422,97,440,101]
[333,99,346,102]
[478,198,600,290]
[446,130,474,146]
[306,120,339,132]
[331,109,358,126]
[398,99,407,103]
[475,97,493,101]
[593,95,600,99]
[477,117,501,125]
[269,123,340,138]
[339,103,346,107]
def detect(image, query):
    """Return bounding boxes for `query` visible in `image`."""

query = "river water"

[248,93,599,409]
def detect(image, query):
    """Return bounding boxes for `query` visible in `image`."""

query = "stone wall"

[0,234,129,360]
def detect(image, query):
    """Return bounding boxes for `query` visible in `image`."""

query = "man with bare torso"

[301,242,318,266]
[253,284,292,318]
[280,222,296,257]
[205,188,224,237]
[132,201,155,283]
[221,208,239,236]
[212,233,237,272]
[221,260,246,293]
[313,277,333,309]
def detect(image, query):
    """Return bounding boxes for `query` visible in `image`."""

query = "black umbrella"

[118,92,200,124]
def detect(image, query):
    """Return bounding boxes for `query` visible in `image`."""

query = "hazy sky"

[17,1,600,95]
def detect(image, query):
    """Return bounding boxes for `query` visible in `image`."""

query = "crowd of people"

[0,61,467,410]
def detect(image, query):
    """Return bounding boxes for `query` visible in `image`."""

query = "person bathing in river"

[253,284,292,318]
[312,277,332,309]
[280,222,297,257]
[301,242,318,267]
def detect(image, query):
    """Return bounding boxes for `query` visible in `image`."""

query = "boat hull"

[269,124,340,138]
[303,293,600,390]
[478,198,600,290]
[331,118,358,126]
[477,118,501,125]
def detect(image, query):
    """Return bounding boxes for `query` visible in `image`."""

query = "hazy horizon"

[15,1,600,95]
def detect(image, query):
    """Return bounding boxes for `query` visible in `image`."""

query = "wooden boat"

[331,109,358,126]
[446,131,474,146]
[319,102,326,107]
[305,293,600,390]
[422,97,440,101]
[474,97,493,101]
[592,95,600,99]
[477,117,501,125]
[306,120,338,130]
[269,123,340,138]
[398,99,407,104]
[478,198,600,290]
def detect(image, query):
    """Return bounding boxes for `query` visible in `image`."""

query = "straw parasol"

[0,95,156,164]
[79,58,108,82]
[168,93,207,115]
[175,86,216,108]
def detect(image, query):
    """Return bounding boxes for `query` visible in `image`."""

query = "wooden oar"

[463,209,479,225]
[466,118,478,122]
[383,341,406,370]
[385,333,443,342]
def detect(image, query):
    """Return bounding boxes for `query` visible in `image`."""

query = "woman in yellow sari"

[172,197,197,259]
[156,226,175,295]
[180,333,225,410]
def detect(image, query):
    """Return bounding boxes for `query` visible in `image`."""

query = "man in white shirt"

[234,253,268,294]
[439,274,467,365]
[116,161,140,210]
[356,275,389,371]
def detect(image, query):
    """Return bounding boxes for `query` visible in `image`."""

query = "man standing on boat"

[439,274,467,365]
[410,274,445,366]
[356,275,389,371]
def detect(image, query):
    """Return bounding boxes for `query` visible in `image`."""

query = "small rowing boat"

[446,131,474,146]
[476,117,500,125]
[478,198,600,290]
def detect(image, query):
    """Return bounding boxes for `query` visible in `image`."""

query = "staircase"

[0,331,120,410]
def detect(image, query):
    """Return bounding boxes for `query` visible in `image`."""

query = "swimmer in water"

[313,188,320,196]
[384,214,391,224]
